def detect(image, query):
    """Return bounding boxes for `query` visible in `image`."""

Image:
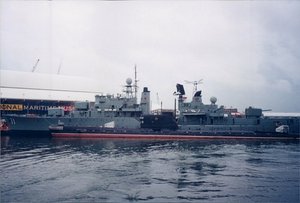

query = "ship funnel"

[140,87,150,115]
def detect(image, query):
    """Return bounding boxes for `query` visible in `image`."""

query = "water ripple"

[1,137,299,203]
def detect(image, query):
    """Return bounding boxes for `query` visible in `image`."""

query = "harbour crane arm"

[32,59,40,72]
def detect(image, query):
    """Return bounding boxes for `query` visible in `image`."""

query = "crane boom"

[32,59,40,72]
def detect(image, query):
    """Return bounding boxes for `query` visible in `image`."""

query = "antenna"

[134,64,139,99]
[184,79,203,94]
[32,59,40,72]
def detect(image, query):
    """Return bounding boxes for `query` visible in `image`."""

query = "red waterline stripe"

[51,133,299,140]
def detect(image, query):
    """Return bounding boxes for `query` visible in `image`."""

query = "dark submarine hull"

[50,126,299,140]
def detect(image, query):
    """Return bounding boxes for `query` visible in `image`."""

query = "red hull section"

[51,133,298,140]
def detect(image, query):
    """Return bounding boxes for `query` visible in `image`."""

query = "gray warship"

[1,77,149,136]
[1,77,300,138]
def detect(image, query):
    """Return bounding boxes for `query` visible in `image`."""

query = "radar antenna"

[184,79,203,94]
[123,78,134,98]
[123,66,139,100]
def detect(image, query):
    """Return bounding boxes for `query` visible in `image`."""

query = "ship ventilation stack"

[140,87,150,115]
[175,83,186,112]
[192,90,203,103]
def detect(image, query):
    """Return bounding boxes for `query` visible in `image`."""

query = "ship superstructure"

[175,83,299,135]
[1,77,151,135]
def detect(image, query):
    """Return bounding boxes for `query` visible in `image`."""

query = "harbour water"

[1,136,299,203]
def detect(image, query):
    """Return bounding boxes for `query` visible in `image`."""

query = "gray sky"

[1,1,300,112]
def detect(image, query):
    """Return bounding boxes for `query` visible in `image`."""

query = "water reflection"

[1,136,299,203]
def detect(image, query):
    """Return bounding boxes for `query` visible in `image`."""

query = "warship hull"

[1,115,140,136]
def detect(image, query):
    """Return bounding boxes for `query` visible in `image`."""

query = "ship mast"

[134,65,138,102]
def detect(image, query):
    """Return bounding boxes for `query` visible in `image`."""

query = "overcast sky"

[1,1,300,112]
